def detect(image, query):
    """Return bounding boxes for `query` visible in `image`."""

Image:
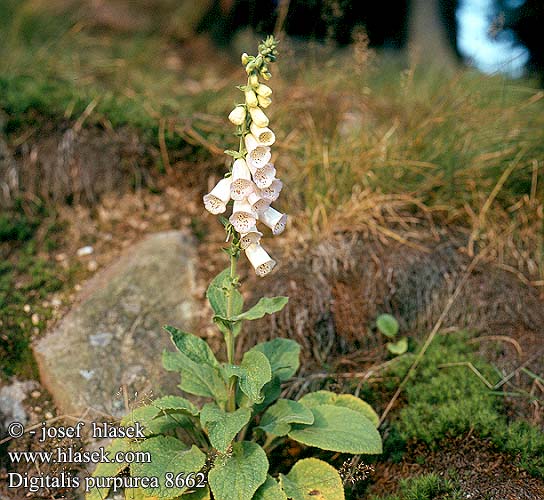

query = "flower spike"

[204,36,284,276]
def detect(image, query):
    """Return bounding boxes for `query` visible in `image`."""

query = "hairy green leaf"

[298,390,380,427]
[162,350,227,403]
[130,437,206,499]
[376,313,399,338]
[238,350,272,404]
[208,442,268,500]
[121,405,186,436]
[254,476,287,500]
[150,395,199,416]
[232,296,288,321]
[251,338,301,382]
[259,399,314,436]
[206,268,243,318]
[86,438,130,500]
[279,458,344,500]
[164,326,220,368]
[250,377,282,413]
[200,404,251,453]
[288,405,382,454]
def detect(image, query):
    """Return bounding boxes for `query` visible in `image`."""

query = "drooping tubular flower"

[203,177,232,214]
[230,158,254,200]
[202,36,284,277]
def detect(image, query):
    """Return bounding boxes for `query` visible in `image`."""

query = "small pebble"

[44,411,54,419]
[87,260,98,272]
[31,391,41,399]
[31,313,40,325]
[23,304,31,313]
[51,298,62,308]
[34,406,42,413]
[77,246,94,257]
[55,253,67,262]
[74,284,82,292]
[33,327,40,335]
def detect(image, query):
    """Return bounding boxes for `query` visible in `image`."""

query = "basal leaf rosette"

[203,36,284,277]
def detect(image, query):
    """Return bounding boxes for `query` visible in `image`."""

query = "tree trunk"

[408,0,458,67]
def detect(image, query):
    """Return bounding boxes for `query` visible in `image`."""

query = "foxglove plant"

[87,36,382,500]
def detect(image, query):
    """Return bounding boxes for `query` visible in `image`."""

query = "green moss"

[383,334,544,479]
[0,206,76,378]
[372,474,462,500]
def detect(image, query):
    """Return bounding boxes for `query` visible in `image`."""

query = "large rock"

[33,231,197,417]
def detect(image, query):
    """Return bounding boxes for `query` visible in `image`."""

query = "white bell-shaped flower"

[257,95,272,108]
[245,89,258,107]
[230,158,254,201]
[249,106,269,127]
[259,206,287,235]
[259,179,283,202]
[248,190,271,214]
[228,106,246,126]
[255,84,272,98]
[250,122,275,146]
[244,134,271,169]
[229,200,257,234]
[245,243,276,277]
[239,224,263,250]
[251,163,276,189]
[203,177,232,214]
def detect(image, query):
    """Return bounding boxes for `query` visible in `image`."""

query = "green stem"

[226,249,238,412]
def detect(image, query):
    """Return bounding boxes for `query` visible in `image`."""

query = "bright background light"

[456,0,530,77]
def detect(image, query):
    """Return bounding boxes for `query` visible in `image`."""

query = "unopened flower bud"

[255,84,272,97]
[245,89,258,108]
[228,106,246,125]
[241,53,250,65]
[249,107,269,127]
[248,74,259,87]
[257,95,272,108]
